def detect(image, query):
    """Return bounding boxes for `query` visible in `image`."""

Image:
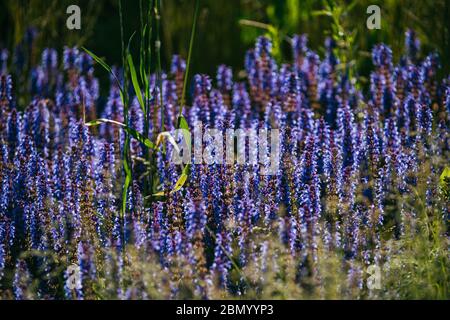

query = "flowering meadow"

[0,28,449,300]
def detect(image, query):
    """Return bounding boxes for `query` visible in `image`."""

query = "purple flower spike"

[42,48,58,71]
[0,74,13,105]
[1,49,8,74]
[63,47,80,71]
[372,44,393,71]
[405,29,420,63]
[292,34,308,68]
[13,259,32,300]
[255,36,273,58]
[217,64,233,95]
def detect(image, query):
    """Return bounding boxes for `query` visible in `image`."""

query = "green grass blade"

[180,0,200,116]
[173,164,191,192]
[155,0,165,132]
[82,47,112,73]
[127,53,146,113]
[139,0,146,84]
[118,0,131,220]
[122,136,132,214]
[140,24,150,97]
[82,47,124,94]
[177,114,191,149]
[152,126,191,197]
[86,118,156,150]
[153,164,191,197]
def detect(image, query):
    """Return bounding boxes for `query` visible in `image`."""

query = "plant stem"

[179,0,200,118]
[146,0,156,207]
[155,0,164,133]
[119,0,132,217]
[140,0,150,201]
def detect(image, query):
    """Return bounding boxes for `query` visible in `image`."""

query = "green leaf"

[177,115,192,148]
[127,53,146,113]
[86,118,156,150]
[311,10,332,17]
[173,170,189,192]
[152,117,192,198]
[82,47,112,73]
[156,132,181,154]
[83,47,124,95]
[153,164,191,197]
[178,114,189,129]
[440,167,450,188]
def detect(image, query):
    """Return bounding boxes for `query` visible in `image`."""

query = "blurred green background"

[1,0,449,81]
